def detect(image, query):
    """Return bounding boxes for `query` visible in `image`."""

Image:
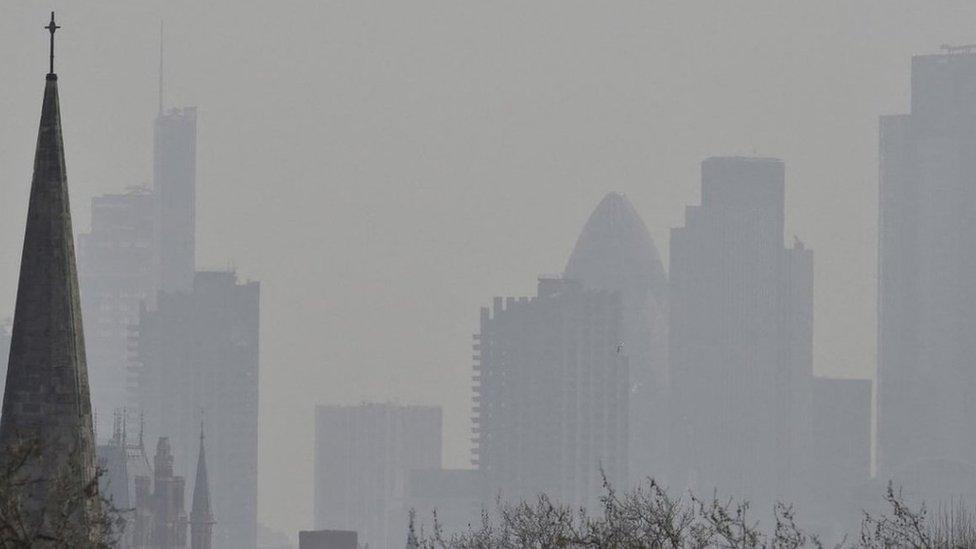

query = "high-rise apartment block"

[472,278,629,509]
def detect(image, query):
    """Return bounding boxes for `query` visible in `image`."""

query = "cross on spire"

[45,12,60,75]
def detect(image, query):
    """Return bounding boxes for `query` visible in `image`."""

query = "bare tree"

[0,438,124,548]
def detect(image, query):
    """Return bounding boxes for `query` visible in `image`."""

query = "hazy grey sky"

[2,0,975,539]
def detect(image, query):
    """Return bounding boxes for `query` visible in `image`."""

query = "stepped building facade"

[668,157,814,506]
[877,48,976,480]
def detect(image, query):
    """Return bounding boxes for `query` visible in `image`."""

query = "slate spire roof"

[0,11,97,504]
[191,426,214,525]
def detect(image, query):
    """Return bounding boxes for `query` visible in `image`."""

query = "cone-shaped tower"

[190,427,215,549]
[564,192,669,482]
[0,10,97,529]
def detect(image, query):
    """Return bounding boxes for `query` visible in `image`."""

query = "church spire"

[190,423,215,549]
[0,9,97,527]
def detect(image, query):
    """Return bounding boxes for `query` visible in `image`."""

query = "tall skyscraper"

[154,103,197,295]
[77,189,157,432]
[668,157,812,505]
[878,48,976,478]
[314,403,442,549]
[472,278,629,509]
[132,271,259,549]
[0,15,99,532]
[564,192,668,482]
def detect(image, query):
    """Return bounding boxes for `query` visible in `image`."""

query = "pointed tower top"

[45,12,60,77]
[191,424,215,527]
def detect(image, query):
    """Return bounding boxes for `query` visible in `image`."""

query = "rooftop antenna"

[158,20,164,115]
[45,12,60,76]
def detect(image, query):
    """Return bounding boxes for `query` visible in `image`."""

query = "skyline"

[2,1,976,541]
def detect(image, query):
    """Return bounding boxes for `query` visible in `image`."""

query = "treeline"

[408,477,976,548]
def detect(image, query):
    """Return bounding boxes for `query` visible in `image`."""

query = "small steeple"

[190,423,215,549]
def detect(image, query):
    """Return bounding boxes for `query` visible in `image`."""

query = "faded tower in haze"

[132,271,259,549]
[0,12,98,534]
[669,157,813,506]
[473,278,629,509]
[154,41,197,295]
[878,47,976,480]
[564,192,668,481]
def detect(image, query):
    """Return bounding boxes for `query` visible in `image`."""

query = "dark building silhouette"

[564,192,668,482]
[314,403,442,549]
[877,48,976,480]
[149,437,189,548]
[668,157,812,506]
[0,24,99,531]
[154,105,197,295]
[77,188,157,432]
[299,530,357,549]
[133,271,259,549]
[190,428,215,549]
[473,278,628,510]
[0,322,10,398]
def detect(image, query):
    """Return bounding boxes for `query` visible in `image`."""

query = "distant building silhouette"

[473,278,628,510]
[564,192,668,482]
[78,188,157,433]
[154,105,197,295]
[314,403,442,549]
[132,271,259,549]
[299,530,357,549]
[668,157,812,506]
[877,48,976,479]
[0,30,99,531]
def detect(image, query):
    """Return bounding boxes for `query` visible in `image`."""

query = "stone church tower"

[190,428,214,549]
[0,11,98,535]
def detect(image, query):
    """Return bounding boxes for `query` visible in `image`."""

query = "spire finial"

[45,12,60,75]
